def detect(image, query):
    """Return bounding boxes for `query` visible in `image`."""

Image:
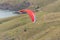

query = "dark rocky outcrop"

[0,1,31,11]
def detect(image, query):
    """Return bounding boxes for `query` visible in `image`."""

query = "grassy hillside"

[0,0,60,40]
[28,0,57,11]
[28,0,60,12]
[0,11,60,40]
[42,0,60,12]
[28,0,57,7]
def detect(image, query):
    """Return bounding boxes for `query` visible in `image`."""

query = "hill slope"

[42,0,60,12]
[0,0,60,40]
[0,11,60,40]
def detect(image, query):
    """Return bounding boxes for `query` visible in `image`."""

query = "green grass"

[0,11,60,40]
[0,0,60,40]
[42,0,60,12]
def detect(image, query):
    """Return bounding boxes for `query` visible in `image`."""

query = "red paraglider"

[18,9,36,23]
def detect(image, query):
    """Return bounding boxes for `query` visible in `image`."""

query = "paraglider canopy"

[19,9,36,23]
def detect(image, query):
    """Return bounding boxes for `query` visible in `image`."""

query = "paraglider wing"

[19,9,36,23]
